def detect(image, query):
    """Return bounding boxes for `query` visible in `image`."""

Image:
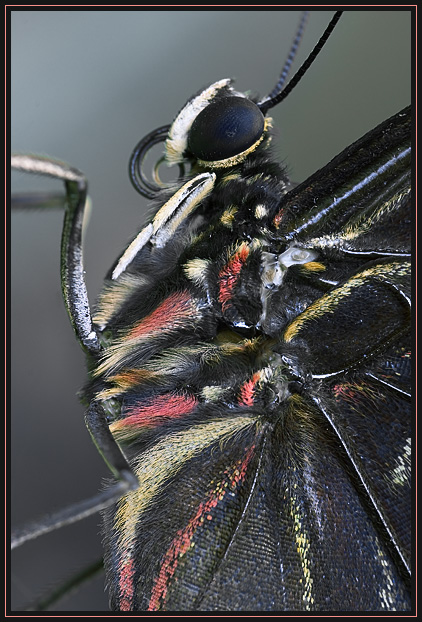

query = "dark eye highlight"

[188,97,265,161]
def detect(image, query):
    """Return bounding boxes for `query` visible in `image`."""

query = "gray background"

[11,9,412,612]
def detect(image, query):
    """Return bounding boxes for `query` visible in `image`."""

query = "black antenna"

[258,11,343,115]
[266,10,309,100]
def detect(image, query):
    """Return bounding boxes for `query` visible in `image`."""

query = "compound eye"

[188,96,265,162]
